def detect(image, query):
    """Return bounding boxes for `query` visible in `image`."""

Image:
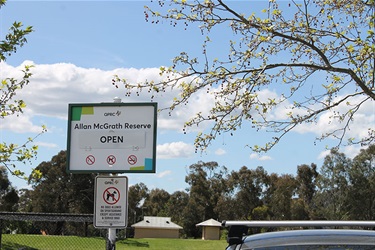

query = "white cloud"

[250,153,272,161]
[1,61,213,134]
[36,141,59,149]
[317,144,364,161]
[317,150,330,160]
[157,87,215,133]
[156,170,172,178]
[260,155,272,161]
[3,61,372,155]
[215,148,226,155]
[157,141,195,159]
[341,145,364,159]
[270,92,374,147]
[0,111,42,133]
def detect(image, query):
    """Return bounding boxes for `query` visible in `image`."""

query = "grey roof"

[196,218,222,227]
[132,216,183,229]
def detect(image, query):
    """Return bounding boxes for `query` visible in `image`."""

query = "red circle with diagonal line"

[127,155,137,165]
[107,155,116,165]
[103,187,120,205]
[86,155,95,165]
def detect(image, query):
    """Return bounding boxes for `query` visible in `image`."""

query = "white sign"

[67,103,157,173]
[94,176,128,228]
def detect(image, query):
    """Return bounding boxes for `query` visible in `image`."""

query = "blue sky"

[1,1,373,193]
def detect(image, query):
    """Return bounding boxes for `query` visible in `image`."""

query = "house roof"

[196,218,222,227]
[132,216,183,229]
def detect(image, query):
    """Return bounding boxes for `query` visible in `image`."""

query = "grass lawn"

[118,238,227,249]
[2,235,228,250]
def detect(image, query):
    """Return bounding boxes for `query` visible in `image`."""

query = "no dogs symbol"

[103,187,120,205]
[107,155,116,165]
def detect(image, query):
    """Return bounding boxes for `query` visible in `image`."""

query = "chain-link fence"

[0,212,131,250]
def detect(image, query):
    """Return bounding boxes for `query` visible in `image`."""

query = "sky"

[1,0,373,193]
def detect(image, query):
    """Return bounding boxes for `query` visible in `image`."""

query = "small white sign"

[94,176,128,228]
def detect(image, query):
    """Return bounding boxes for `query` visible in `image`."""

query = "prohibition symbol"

[86,155,95,165]
[103,187,120,205]
[128,155,137,165]
[107,155,116,165]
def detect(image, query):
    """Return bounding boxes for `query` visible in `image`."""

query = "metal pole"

[106,97,122,250]
[107,228,116,250]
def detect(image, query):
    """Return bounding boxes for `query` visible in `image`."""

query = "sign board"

[67,102,157,173]
[94,176,128,228]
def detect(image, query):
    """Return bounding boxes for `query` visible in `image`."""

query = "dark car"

[223,220,375,250]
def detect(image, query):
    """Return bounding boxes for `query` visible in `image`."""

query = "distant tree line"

[1,145,374,238]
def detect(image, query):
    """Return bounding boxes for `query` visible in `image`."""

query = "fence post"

[84,222,88,237]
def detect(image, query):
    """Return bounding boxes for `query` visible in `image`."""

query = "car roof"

[223,221,375,250]
[238,229,375,249]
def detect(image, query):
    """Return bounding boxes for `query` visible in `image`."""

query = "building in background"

[196,218,222,240]
[132,216,182,238]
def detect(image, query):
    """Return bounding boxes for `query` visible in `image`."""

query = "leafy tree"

[294,163,318,219]
[296,163,318,205]
[185,161,227,219]
[265,173,297,220]
[128,182,149,224]
[114,0,375,153]
[252,205,271,221]
[290,199,309,220]
[27,151,96,235]
[183,161,227,237]
[28,150,96,214]
[215,194,237,221]
[228,166,267,220]
[0,166,19,211]
[182,196,202,238]
[346,144,375,220]
[0,0,46,179]
[166,190,189,227]
[17,188,33,212]
[143,188,170,216]
[313,148,351,220]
